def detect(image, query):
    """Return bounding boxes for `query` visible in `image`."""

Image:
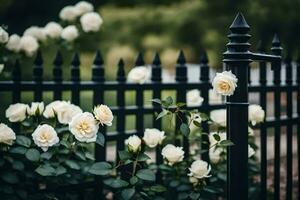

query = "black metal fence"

[0,13,299,200]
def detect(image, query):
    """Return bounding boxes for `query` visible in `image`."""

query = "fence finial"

[151,52,162,82]
[152,52,161,66]
[94,50,104,65]
[92,50,105,82]
[177,50,186,65]
[135,52,145,66]
[117,58,126,82]
[200,51,209,64]
[71,52,81,67]
[230,12,249,29]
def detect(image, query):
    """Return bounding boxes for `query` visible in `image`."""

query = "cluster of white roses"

[210,104,265,128]
[208,132,256,164]
[124,128,211,185]
[1,1,103,57]
[1,101,113,152]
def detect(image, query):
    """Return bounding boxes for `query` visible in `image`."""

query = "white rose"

[209,90,223,104]
[210,109,226,127]
[0,64,4,74]
[186,89,204,107]
[209,147,222,164]
[61,25,79,42]
[248,145,255,158]
[127,66,150,84]
[43,100,67,118]
[59,6,79,22]
[5,103,28,122]
[6,34,21,52]
[249,104,265,126]
[27,102,44,116]
[161,144,184,165]
[188,160,211,179]
[56,103,83,124]
[212,70,238,96]
[32,124,59,151]
[125,135,141,153]
[19,35,39,57]
[0,27,9,44]
[80,12,103,33]
[44,22,63,39]
[24,26,46,42]
[209,132,226,147]
[143,128,165,148]
[69,112,99,143]
[43,101,82,124]
[75,1,94,16]
[93,104,113,126]
[0,123,16,145]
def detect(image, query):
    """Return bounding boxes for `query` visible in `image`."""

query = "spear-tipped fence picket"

[0,13,299,200]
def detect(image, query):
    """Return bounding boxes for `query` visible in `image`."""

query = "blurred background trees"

[1,0,299,69]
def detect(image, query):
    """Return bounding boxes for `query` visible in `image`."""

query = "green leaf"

[16,136,31,147]
[213,133,221,142]
[21,118,33,127]
[9,146,27,154]
[64,160,80,170]
[118,150,131,161]
[136,169,155,181]
[1,172,19,184]
[35,164,56,176]
[85,152,95,160]
[180,123,190,137]
[40,152,53,160]
[137,153,151,162]
[219,140,234,147]
[121,188,135,200]
[96,133,105,146]
[165,96,173,106]
[176,102,186,107]
[150,185,166,193]
[60,140,70,148]
[193,120,202,127]
[56,126,69,134]
[151,99,161,104]
[156,109,169,120]
[104,178,129,188]
[25,148,40,162]
[12,161,24,171]
[75,151,86,161]
[89,162,112,176]
[189,192,200,200]
[130,176,138,185]
[55,166,67,176]
[200,113,209,121]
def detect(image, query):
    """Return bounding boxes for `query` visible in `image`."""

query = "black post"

[71,52,81,105]
[200,51,210,162]
[271,34,282,200]
[223,13,251,200]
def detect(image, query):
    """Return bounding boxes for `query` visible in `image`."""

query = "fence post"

[223,13,252,200]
